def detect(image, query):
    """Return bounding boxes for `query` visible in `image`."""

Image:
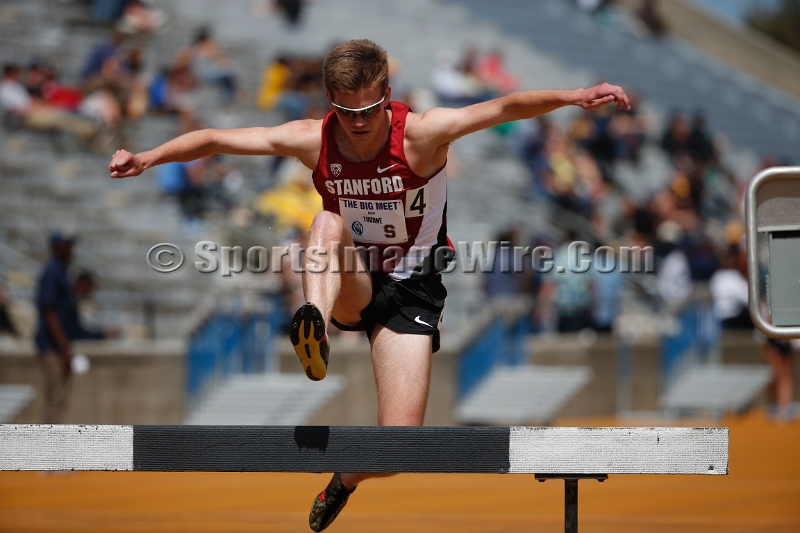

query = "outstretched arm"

[109,119,320,178]
[409,83,630,147]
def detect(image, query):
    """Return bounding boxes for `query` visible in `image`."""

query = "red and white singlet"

[312,101,451,280]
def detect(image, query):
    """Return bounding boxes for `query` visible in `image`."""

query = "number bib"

[339,198,408,244]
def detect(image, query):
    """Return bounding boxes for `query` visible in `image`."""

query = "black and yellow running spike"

[290,302,329,381]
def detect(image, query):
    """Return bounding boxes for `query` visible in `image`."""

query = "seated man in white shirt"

[0,64,96,140]
[709,244,751,329]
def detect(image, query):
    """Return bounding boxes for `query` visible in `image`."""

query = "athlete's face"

[328,85,391,145]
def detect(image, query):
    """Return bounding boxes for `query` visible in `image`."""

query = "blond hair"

[322,39,389,96]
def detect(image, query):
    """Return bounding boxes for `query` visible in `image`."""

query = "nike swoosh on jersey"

[414,316,433,328]
[377,164,397,173]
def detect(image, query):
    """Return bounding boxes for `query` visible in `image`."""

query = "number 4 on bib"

[405,184,429,217]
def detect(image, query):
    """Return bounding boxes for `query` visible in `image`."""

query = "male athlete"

[109,39,629,531]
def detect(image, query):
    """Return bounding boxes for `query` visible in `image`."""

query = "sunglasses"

[331,94,386,120]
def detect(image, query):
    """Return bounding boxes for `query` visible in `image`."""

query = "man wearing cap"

[34,231,109,423]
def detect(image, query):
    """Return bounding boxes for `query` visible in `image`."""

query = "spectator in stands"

[85,46,148,122]
[458,47,483,91]
[649,160,702,233]
[45,50,125,136]
[275,0,305,27]
[181,27,238,106]
[762,299,797,423]
[431,50,464,105]
[79,84,122,139]
[149,65,199,132]
[257,56,292,111]
[710,244,751,329]
[84,51,121,90]
[116,0,168,35]
[81,31,125,84]
[29,62,84,112]
[686,233,719,282]
[257,54,325,121]
[661,111,692,160]
[85,0,127,25]
[149,67,171,112]
[203,156,246,216]
[431,49,492,107]
[638,0,669,38]
[764,339,796,422]
[591,241,624,332]
[254,148,323,234]
[0,287,19,338]
[655,220,691,310]
[34,232,113,423]
[519,116,555,186]
[278,70,318,121]
[610,91,648,164]
[483,229,531,300]
[687,111,716,165]
[119,48,150,119]
[575,0,614,20]
[539,232,594,333]
[23,60,49,99]
[0,64,97,142]
[156,156,210,223]
[476,49,519,95]
[583,105,618,182]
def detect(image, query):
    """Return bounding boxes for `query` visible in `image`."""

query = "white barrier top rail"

[0,425,728,474]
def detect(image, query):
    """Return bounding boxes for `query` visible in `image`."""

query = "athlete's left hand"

[575,83,630,111]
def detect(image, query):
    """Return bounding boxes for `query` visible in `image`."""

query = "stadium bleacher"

[1,0,793,424]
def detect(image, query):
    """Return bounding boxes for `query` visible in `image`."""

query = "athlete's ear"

[385,85,392,105]
[325,92,335,111]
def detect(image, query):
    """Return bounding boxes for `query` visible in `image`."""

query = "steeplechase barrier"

[1,425,728,532]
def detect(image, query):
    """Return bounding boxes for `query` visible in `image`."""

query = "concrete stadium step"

[91,287,203,308]
[0,183,161,209]
[456,365,593,425]
[185,373,347,425]
[660,364,772,417]
[0,385,35,424]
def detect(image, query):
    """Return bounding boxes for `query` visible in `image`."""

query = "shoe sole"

[290,303,329,381]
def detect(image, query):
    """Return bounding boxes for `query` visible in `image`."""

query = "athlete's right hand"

[109,149,145,178]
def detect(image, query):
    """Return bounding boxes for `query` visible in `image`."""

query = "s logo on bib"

[351,221,364,236]
[330,164,342,177]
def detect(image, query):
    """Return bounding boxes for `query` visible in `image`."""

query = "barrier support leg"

[565,479,578,532]
[535,474,608,533]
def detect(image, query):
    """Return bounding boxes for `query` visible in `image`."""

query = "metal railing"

[745,166,800,339]
[660,297,720,386]
[185,294,282,410]
[457,297,533,399]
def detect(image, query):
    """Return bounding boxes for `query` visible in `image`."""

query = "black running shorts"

[331,271,447,352]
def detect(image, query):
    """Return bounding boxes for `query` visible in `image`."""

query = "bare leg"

[340,325,432,488]
[303,211,372,326]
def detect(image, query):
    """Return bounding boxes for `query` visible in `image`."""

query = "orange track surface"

[1,411,798,533]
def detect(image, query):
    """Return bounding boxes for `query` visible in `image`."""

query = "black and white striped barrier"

[1,425,729,532]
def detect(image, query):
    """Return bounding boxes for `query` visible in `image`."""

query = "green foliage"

[747,0,800,54]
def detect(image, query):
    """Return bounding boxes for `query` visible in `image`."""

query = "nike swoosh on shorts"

[414,316,433,328]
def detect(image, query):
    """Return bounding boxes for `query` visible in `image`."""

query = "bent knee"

[309,211,349,242]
